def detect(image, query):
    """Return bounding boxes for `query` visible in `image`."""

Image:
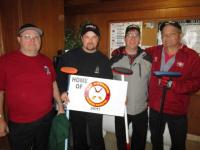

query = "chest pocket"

[132,56,151,79]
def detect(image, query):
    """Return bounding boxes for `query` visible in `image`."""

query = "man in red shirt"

[0,24,65,150]
[146,21,200,150]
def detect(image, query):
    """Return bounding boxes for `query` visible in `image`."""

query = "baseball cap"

[159,21,182,32]
[125,24,140,36]
[18,23,43,36]
[81,23,100,37]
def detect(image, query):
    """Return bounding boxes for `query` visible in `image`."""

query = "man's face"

[81,31,99,51]
[161,25,182,49]
[17,30,41,56]
[124,30,140,50]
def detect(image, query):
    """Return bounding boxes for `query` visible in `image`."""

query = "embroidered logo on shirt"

[176,61,184,68]
[94,66,100,74]
[43,65,51,75]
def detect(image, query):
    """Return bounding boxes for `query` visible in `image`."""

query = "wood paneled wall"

[65,0,200,135]
[65,2,200,56]
[0,0,20,55]
[0,0,64,59]
[188,91,200,135]
[0,14,5,56]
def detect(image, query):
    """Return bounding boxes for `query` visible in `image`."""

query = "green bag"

[48,113,70,150]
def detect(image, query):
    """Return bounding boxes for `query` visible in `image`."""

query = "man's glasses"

[20,34,40,41]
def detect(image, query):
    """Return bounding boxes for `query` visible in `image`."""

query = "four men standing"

[0,21,200,150]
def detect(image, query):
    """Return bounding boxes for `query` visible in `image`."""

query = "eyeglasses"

[20,34,40,41]
[161,32,180,39]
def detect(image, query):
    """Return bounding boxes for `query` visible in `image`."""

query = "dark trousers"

[70,111,105,150]
[115,109,148,150]
[8,109,55,150]
[149,109,187,150]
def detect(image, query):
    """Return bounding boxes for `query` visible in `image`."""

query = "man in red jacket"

[146,21,200,150]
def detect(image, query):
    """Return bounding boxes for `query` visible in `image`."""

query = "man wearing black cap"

[110,24,152,150]
[56,23,112,150]
[0,23,65,150]
[146,21,200,150]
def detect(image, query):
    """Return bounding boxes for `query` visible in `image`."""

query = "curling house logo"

[84,81,110,107]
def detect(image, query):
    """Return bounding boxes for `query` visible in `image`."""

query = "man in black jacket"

[56,23,112,150]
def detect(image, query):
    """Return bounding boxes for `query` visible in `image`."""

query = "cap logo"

[81,23,100,37]
[159,21,182,32]
[125,24,140,36]
[128,25,139,29]
[86,25,97,29]
[164,21,177,26]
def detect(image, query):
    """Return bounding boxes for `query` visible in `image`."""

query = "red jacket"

[146,45,200,115]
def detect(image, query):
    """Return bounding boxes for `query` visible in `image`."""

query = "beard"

[84,43,97,51]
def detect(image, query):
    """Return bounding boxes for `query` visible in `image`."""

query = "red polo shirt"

[0,50,55,123]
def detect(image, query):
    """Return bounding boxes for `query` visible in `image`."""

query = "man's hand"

[56,92,70,115]
[160,77,175,89]
[61,92,70,105]
[54,91,70,115]
[0,119,9,137]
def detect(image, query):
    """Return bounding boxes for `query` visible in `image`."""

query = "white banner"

[67,75,128,116]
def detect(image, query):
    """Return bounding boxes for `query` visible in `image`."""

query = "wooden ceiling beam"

[64,0,200,15]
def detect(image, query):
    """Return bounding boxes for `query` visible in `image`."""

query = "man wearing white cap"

[0,23,65,150]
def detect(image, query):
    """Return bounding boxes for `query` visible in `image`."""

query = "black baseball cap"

[81,23,100,37]
[18,23,43,36]
[159,21,182,32]
[125,24,140,36]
